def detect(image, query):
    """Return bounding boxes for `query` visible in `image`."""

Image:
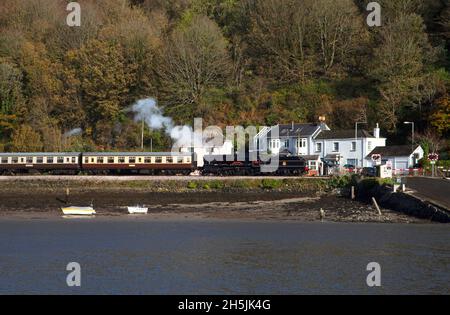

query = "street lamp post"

[404,122,415,153]
[355,122,366,168]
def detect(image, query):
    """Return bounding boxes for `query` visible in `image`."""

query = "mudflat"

[0,185,427,223]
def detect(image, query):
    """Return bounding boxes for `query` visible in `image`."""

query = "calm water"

[0,218,448,294]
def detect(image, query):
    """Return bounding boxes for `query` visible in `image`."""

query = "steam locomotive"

[0,151,308,176]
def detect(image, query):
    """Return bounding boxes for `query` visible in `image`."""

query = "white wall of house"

[313,137,386,167]
[365,146,424,170]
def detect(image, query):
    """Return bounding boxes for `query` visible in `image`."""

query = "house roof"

[315,129,374,140]
[367,145,421,157]
[267,123,324,138]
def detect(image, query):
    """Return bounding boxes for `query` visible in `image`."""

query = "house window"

[296,138,307,148]
[333,142,339,152]
[284,139,289,148]
[270,139,280,150]
[368,141,373,151]
[310,161,317,170]
[351,141,356,152]
[315,143,322,152]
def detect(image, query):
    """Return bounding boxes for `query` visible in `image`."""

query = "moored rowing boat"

[61,206,96,215]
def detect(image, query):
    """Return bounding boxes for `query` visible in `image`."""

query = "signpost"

[371,154,381,166]
[428,153,439,177]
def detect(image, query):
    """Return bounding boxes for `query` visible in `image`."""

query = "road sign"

[428,153,439,161]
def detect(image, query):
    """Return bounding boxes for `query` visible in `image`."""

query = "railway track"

[0,175,327,181]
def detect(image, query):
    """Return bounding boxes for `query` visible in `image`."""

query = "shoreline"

[0,192,430,224]
[0,177,439,224]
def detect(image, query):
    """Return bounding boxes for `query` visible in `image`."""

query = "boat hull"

[61,207,96,215]
[127,207,148,214]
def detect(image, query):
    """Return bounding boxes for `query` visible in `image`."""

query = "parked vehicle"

[361,167,376,177]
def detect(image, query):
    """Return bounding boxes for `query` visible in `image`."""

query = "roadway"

[404,177,450,210]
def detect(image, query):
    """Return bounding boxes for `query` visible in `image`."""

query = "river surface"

[0,218,448,294]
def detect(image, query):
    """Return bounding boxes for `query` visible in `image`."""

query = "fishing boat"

[61,206,96,216]
[127,206,148,214]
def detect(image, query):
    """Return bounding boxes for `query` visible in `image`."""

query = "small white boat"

[61,206,96,216]
[127,206,148,214]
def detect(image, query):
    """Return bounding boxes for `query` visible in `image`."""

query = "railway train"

[0,151,308,176]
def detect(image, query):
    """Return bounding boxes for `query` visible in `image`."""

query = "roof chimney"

[374,123,380,138]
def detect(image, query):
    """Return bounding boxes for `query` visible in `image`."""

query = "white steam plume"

[64,128,82,137]
[131,98,198,148]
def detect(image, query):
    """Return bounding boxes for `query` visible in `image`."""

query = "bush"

[209,180,225,189]
[261,179,282,189]
[187,181,198,189]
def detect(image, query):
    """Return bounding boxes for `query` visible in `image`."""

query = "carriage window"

[155,157,162,163]
[12,157,18,164]
[108,157,114,163]
[46,157,54,163]
[138,158,142,163]
[144,157,151,163]
[57,157,64,163]
[178,157,184,163]
[36,157,43,164]
[166,157,173,163]
[119,157,125,163]
[84,157,89,163]
[186,157,191,163]
[0,157,7,163]
[97,157,104,163]
[27,157,33,164]
[90,158,95,163]
[129,157,136,163]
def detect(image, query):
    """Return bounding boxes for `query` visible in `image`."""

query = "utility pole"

[355,121,366,168]
[141,119,144,151]
[404,121,415,153]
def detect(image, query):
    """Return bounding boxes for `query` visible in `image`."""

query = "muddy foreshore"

[0,178,428,223]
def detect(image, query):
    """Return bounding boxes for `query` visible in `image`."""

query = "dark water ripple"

[0,219,448,294]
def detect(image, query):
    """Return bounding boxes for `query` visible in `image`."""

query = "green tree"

[158,15,232,120]
[11,124,43,152]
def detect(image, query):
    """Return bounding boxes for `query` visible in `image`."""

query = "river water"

[0,218,448,294]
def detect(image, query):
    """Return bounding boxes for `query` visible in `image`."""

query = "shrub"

[187,181,198,189]
[261,178,282,189]
[209,180,225,189]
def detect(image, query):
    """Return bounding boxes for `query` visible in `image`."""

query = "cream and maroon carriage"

[80,152,195,175]
[0,152,81,174]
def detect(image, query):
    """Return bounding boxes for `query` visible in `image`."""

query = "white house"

[313,124,386,168]
[255,122,330,156]
[365,145,424,173]
[254,121,388,173]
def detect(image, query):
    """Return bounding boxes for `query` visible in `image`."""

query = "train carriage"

[0,152,81,174]
[81,152,194,175]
